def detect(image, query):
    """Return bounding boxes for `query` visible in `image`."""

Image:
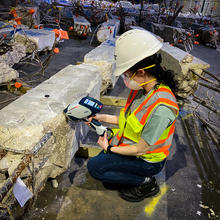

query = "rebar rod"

[190,69,219,87]
[0,132,52,203]
[193,112,219,137]
[198,82,220,93]
[0,157,49,219]
[192,94,220,115]
[203,69,220,83]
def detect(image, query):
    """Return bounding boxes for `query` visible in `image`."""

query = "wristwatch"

[107,145,114,154]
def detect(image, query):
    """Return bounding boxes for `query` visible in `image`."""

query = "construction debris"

[72,15,91,37]
[0,1,219,219]
[84,37,116,94]
[0,43,26,66]
[14,29,56,53]
[0,63,19,84]
[96,18,120,43]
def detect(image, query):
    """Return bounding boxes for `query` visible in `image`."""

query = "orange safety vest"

[109,84,179,162]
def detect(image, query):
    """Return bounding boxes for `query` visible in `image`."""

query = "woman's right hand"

[85,114,102,126]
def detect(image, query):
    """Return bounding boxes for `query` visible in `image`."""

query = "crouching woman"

[86,30,179,202]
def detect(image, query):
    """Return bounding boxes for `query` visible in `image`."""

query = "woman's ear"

[137,69,145,77]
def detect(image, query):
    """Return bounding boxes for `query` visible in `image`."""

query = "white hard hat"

[114,29,163,76]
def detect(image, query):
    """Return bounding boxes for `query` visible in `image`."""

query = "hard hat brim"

[113,29,163,77]
[113,41,163,77]
[113,65,129,77]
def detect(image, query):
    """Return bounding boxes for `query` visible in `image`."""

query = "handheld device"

[63,96,112,136]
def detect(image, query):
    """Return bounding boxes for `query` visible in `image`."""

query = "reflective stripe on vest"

[110,84,179,162]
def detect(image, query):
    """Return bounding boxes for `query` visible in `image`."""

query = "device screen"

[85,99,95,107]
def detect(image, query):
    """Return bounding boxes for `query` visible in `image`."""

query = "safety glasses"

[130,64,156,79]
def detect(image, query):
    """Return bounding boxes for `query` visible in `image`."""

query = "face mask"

[123,77,143,90]
[123,77,157,90]
[123,64,157,90]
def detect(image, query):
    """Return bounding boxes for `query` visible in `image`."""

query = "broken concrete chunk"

[73,15,91,36]
[16,6,40,27]
[84,37,117,94]
[0,157,9,171]
[0,21,28,36]
[160,42,210,99]
[0,43,26,67]
[14,29,56,53]
[97,19,120,43]
[0,62,19,84]
[0,63,101,194]
[181,53,193,63]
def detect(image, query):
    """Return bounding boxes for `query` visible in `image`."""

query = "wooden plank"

[100,95,126,107]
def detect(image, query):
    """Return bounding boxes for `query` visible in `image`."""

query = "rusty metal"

[192,94,220,116]
[198,82,220,94]
[0,156,49,219]
[190,69,219,87]
[203,70,220,83]
[0,132,52,203]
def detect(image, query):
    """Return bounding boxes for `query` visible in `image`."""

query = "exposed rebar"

[0,132,52,203]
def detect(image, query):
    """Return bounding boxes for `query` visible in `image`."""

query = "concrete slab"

[84,38,118,94]
[15,29,56,53]
[160,43,210,100]
[0,63,101,193]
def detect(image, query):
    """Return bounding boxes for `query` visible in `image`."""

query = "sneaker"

[102,182,132,190]
[118,177,160,202]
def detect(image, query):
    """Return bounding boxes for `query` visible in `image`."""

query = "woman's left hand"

[97,132,109,151]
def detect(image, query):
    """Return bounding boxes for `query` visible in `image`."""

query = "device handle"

[91,118,102,126]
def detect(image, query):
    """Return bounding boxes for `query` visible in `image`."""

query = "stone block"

[97,19,120,43]
[84,37,117,94]
[0,22,28,36]
[0,64,101,190]
[0,62,19,84]
[14,29,56,53]
[72,15,91,36]
[0,43,26,67]
[160,43,210,99]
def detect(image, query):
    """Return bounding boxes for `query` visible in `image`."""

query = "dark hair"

[129,54,178,96]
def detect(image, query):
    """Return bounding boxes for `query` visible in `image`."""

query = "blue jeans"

[87,150,166,186]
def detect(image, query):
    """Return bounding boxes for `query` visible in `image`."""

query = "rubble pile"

[0,43,26,84]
